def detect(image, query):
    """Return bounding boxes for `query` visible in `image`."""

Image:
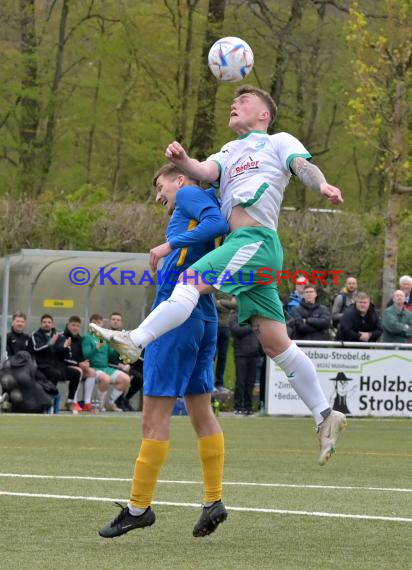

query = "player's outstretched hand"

[150,242,172,273]
[320,182,344,205]
[165,141,187,163]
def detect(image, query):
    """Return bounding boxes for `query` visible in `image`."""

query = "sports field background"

[0,414,411,570]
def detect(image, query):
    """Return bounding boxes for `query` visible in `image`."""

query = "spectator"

[55,316,96,413]
[229,314,261,415]
[214,292,237,393]
[382,290,412,343]
[6,312,31,357]
[332,276,358,327]
[110,312,143,411]
[82,314,130,412]
[284,276,306,314]
[336,292,382,342]
[32,314,81,411]
[387,275,412,311]
[290,284,331,341]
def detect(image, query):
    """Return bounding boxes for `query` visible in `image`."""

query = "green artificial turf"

[0,414,411,570]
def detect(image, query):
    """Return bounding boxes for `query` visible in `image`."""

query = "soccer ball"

[208,36,254,82]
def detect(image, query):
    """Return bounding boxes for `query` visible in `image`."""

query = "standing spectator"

[382,291,412,343]
[336,293,382,342]
[110,312,143,411]
[387,275,412,311]
[229,314,261,415]
[6,312,31,356]
[214,292,237,393]
[55,316,96,412]
[82,314,130,412]
[332,276,358,327]
[284,276,306,314]
[290,285,331,341]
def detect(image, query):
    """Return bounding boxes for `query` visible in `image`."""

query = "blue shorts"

[143,318,217,397]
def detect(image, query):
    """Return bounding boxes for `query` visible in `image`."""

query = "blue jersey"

[153,185,228,321]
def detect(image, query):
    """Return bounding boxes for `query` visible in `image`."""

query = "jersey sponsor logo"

[229,156,260,178]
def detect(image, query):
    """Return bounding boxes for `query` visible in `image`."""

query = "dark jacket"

[290,301,331,341]
[31,328,60,368]
[55,327,85,365]
[336,304,383,342]
[382,304,412,343]
[6,329,32,357]
[229,315,261,357]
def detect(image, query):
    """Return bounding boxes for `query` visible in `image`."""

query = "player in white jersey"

[91,85,347,466]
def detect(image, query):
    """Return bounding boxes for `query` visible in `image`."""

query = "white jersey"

[208,130,311,230]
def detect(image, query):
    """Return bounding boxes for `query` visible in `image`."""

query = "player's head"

[229,85,277,134]
[153,164,198,215]
[40,314,54,332]
[12,311,26,333]
[89,313,103,327]
[67,315,81,336]
[110,312,123,331]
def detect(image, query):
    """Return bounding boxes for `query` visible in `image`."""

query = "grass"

[0,414,411,570]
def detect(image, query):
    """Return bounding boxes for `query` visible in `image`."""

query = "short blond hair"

[234,85,278,126]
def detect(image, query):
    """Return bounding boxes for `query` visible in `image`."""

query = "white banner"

[267,347,412,417]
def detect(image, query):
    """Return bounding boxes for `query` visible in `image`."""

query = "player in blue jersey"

[98,164,229,539]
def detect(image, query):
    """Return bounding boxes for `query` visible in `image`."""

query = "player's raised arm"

[291,156,343,205]
[165,141,220,184]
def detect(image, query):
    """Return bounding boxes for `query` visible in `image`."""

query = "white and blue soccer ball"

[208,36,254,82]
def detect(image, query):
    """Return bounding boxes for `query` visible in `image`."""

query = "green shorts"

[190,226,285,325]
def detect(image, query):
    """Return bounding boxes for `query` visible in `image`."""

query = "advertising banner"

[267,347,412,417]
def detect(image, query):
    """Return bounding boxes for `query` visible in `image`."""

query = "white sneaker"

[88,324,142,364]
[317,410,347,466]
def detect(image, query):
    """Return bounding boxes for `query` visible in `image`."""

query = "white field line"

[0,491,411,523]
[0,473,410,494]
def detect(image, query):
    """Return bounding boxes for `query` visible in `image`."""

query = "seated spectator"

[336,292,382,342]
[284,276,306,314]
[229,314,261,416]
[32,314,81,410]
[56,316,96,413]
[82,314,130,412]
[332,276,358,327]
[6,312,31,356]
[290,285,331,341]
[386,275,412,311]
[382,290,412,343]
[109,312,143,411]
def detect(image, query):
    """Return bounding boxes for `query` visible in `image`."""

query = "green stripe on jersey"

[239,182,269,208]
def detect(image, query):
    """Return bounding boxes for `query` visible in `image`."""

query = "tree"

[346,1,412,306]
[190,0,226,160]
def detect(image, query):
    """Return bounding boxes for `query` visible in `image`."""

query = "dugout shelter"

[0,249,154,361]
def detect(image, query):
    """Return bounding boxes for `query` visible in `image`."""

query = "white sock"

[273,342,330,425]
[109,388,123,403]
[127,503,146,516]
[84,377,95,404]
[129,282,200,347]
[97,389,107,405]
